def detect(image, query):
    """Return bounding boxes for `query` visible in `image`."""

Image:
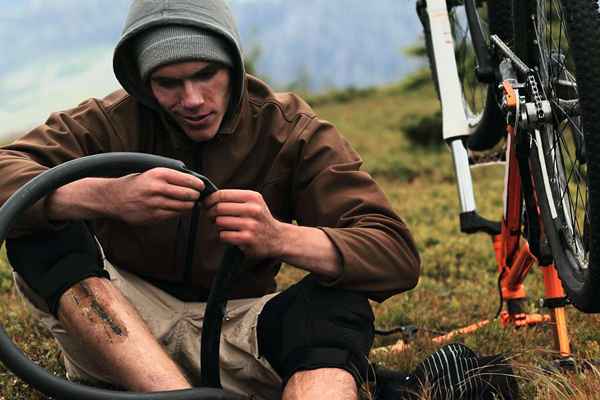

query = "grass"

[1,77,600,399]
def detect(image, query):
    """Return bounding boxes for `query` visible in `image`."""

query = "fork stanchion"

[541,264,571,357]
[375,236,572,356]
[493,236,572,358]
[550,307,571,357]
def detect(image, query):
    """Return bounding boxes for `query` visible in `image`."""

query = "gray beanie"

[135,25,234,81]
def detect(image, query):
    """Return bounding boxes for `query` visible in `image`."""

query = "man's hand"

[106,168,205,224]
[205,189,342,278]
[46,168,205,225]
[204,190,284,258]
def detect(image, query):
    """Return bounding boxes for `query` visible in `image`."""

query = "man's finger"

[215,216,254,231]
[204,189,258,208]
[158,168,205,192]
[155,198,197,212]
[206,202,249,219]
[219,230,251,246]
[162,185,201,202]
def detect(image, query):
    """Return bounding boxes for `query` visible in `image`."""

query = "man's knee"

[284,368,358,400]
[6,221,109,316]
[258,276,374,386]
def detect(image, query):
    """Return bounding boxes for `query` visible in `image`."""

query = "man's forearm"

[45,178,114,222]
[277,223,342,279]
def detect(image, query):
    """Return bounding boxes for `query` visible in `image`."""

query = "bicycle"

[411,0,600,356]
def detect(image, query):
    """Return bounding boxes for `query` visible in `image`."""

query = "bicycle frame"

[463,0,495,82]
[424,0,477,214]
[493,79,570,356]
[422,0,500,236]
[400,0,573,358]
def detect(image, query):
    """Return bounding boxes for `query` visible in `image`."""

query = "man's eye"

[155,79,180,89]
[193,67,219,81]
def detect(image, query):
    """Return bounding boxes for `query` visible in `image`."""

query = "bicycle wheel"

[517,0,600,312]
[418,0,512,150]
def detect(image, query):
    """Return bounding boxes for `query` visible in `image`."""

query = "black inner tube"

[0,153,246,400]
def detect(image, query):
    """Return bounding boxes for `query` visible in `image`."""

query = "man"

[0,1,420,399]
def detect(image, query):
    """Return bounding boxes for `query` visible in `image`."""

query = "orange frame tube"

[374,80,571,357]
[503,125,524,269]
[542,265,571,356]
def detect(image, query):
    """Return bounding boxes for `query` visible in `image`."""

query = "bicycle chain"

[490,34,552,129]
[521,72,552,129]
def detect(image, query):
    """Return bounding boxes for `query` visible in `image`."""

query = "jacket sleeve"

[0,99,127,236]
[292,117,420,302]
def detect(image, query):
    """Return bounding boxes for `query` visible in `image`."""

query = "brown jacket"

[0,75,420,302]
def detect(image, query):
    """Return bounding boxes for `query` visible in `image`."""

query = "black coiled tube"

[0,153,244,400]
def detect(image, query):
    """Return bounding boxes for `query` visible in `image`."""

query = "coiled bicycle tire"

[520,0,600,312]
[0,153,245,399]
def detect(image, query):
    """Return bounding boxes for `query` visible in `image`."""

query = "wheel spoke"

[532,0,591,265]
[449,3,492,123]
[554,118,588,256]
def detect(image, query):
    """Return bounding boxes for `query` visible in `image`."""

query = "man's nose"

[181,80,204,108]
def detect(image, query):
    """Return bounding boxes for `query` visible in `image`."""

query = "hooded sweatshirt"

[0,0,420,302]
[113,0,246,129]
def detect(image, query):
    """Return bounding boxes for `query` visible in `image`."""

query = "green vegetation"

[401,109,443,148]
[1,75,599,399]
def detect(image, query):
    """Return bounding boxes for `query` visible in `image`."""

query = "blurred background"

[0,0,421,141]
[4,3,600,399]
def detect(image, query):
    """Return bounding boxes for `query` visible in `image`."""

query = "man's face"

[150,61,232,142]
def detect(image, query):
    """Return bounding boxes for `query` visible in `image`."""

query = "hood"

[113,0,246,124]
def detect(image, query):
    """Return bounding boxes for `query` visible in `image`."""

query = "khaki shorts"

[15,259,283,400]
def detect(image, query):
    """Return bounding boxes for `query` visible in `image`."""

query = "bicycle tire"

[517,0,600,312]
[0,153,244,399]
[419,0,512,149]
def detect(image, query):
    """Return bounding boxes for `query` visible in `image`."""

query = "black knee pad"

[258,275,374,385]
[6,221,109,316]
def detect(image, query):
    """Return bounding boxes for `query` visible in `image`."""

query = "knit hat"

[113,0,247,128]
[134,25,234,81]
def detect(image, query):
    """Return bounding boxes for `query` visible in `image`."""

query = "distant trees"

[243,44,262,77]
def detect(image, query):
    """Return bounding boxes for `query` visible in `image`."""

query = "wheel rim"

[449,2,491,127]
[534,0,590,272]
[0,153,241,400]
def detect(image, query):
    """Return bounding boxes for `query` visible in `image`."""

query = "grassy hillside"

[1,76,599,399]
